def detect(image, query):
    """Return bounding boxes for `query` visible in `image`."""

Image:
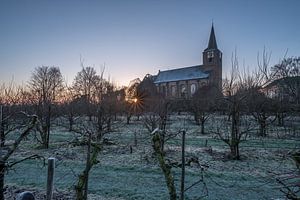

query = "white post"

[46,157,55,200]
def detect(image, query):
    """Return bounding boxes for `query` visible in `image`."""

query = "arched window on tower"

[208,51,214,62]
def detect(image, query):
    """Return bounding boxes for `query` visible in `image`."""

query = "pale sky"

[1,0,299,87]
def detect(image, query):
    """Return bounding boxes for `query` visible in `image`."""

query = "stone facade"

[157,79,208,99]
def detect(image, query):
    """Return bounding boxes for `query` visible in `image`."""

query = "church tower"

[202,24,222,89]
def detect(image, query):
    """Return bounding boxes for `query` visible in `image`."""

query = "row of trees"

[1,55,297,153]
[0,63,130,149]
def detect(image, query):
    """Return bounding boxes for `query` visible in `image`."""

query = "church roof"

[154,65,209,84]
[205,24,218,51]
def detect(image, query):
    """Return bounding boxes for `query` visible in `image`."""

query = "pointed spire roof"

[207,24,218,50]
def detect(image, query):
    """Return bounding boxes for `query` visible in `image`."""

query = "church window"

[190,84,196,95]
[171,86,176,97]
[208,51,214,62]
[181,85,186,98]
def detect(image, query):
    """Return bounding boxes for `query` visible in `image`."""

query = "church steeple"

[202,24,222,90]
[207,24,218,50]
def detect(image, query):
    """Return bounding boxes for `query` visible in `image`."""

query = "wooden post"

[46,157,55,200]
[180,130,186,200]
[0,105,4,147]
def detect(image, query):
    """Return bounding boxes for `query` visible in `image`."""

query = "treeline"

[0,56,299,151]
[1,64,127,148]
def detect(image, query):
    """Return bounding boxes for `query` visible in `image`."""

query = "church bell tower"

[202,24,222,88]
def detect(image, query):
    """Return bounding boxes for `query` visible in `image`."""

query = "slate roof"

[154,65,209,84]
[204,24,218,51]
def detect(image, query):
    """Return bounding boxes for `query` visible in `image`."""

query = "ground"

[4,114,300,199]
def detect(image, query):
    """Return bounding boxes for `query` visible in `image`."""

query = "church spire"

[207,24,218,50]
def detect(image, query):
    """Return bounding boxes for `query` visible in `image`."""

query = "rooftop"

[154,65,209,84]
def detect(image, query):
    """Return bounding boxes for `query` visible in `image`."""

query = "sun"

[133,98,138,103]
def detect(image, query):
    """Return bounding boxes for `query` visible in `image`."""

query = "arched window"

[181,85,186,98]
[208,51,214,62]
[190,84,196,95]
[171,86,176,97]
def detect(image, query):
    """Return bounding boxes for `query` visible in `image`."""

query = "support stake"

[181,130,186,200]
[46,157,55,200]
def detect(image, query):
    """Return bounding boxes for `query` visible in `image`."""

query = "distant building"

[263,76,300,104]
[153,25,222,99]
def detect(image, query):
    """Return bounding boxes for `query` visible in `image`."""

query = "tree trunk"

[107,117,111,132]
[40,125,49,149]
[152,133,177,200]
[0,162,5,200]
[0,116,37,200]
[230,109,240,160]
[0,106,5,147]
[200,117,205,135]
[277,113,284,126]
[75,134,101,200]
[259,122,266,137]
[259,116,267,137]
[126,114,131,125]
[97,112,103,141]
[45,105,51,149]
[68,115,74,132]
[160,131,165,153]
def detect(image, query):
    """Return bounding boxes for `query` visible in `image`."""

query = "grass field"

[5,114,300,199]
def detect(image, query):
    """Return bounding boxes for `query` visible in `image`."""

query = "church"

[153,25,222,99]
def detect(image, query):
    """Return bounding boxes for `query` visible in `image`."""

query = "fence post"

[0,105,4,147]
[46,157,55,200]
[180,130,186,200]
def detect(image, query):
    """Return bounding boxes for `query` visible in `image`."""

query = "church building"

[154,25,222,99]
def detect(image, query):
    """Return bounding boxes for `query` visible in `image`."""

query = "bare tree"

[124,78,142,124]
[190,84,219,134]
[28,66,63,148]
[60,86,81,131]
[0,114,38,200]
[271,57,300,108]
[75,125,101,200]
[152,129,177,200]
[214,53,252,159]
[73,64,100,120]
[93,80,117,138]
[247,89,276,137]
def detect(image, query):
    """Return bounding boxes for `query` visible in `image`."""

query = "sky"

[0,0,299,87]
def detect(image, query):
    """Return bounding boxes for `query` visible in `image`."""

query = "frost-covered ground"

[5,114,300,199]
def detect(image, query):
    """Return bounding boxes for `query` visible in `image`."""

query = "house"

[153,25,222,99]
[263,76,300,105]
